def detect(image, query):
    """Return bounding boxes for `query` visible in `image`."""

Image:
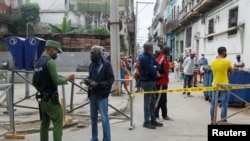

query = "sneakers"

[221,119,227,122]
[156,117,163,122]
[151,121,163,127]
[183,94,194,98]
[143,121,163,129]
[163,116,173,121]
[187,94,194,97]
[143,123,156,129]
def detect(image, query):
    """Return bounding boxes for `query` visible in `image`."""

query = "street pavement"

[1,72,250,141]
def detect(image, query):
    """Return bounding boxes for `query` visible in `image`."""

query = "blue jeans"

[183,74,193,95]
[140,81,156,124]
[210,90,230,122]
[89,94,110,141]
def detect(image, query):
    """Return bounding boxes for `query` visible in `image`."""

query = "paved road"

[2,94,209,141]
[1,72,250,141]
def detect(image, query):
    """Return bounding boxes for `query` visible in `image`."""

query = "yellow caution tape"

[129,84,250,97]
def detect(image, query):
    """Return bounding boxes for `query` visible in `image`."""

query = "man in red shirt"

[155,46,173,121]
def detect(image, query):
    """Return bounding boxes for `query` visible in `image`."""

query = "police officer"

[32,40,74,141]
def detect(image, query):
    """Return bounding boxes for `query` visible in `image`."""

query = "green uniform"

[32,53,68,141]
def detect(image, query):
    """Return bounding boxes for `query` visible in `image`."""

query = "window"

[208,19,214,41]
[228,7,238,35]
[173,6,176,21]
[185,27,192,47]
[172,8,174,21]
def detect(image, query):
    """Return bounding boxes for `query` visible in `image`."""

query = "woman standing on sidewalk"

[174,58,181,82]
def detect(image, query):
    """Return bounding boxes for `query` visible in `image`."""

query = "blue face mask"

[190,56,195,59]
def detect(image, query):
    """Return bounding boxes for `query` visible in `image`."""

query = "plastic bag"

[200,65,204,74]
[124,74,130,86]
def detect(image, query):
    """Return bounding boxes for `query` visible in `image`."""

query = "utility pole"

[110,0,121,95]
[25,22,33,98]
[135,1,138,60]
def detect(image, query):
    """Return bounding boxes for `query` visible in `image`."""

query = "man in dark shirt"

[84,46,114,141]
[139,42,163,129]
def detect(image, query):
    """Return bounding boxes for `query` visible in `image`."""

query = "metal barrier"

[64,75,135,130]
[1,70,135,139]
[212,83,250,125]
[0,70,9,105]
[0,69,12,137]
[0,83,12,137]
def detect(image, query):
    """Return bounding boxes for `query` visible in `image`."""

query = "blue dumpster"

[24,37,45,70]
[228,69,250,106]
[205,68,250,106]
[5,36,25,70]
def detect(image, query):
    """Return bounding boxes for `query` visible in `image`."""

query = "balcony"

[171,0,227,33]
[164,21,174,34]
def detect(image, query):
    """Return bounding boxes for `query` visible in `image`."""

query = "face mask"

[223,53,227,58]
[91,55,99,62]
[51,51,57,60]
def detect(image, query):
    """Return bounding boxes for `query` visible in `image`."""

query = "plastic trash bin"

[5,36,25,70]
[24,37,45,70]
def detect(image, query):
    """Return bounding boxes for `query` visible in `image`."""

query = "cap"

[45,40,63,53]
[190,52,196,55]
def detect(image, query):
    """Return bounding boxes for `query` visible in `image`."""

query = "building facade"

[154,0,250,68]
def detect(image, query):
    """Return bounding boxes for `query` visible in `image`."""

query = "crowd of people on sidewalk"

[134,42,243,127]
[31,38,244,140]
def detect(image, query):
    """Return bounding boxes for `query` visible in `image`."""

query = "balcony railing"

[170,0,227,33]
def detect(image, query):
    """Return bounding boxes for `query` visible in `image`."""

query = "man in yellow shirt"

[210,46,233,124]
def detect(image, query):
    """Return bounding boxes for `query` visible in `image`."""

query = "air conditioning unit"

[194,32,200,39]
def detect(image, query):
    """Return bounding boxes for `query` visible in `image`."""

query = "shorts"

[120,71,125,83]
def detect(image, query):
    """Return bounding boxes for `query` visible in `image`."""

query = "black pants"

[155,85,168,118]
